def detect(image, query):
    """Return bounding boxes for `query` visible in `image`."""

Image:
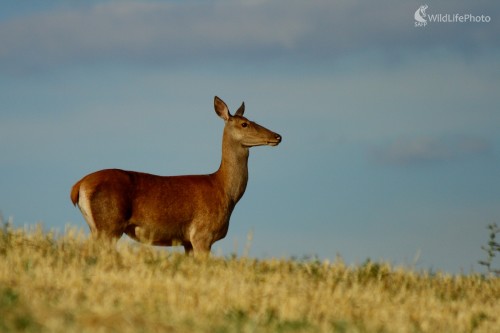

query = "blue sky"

[1,0,499,273]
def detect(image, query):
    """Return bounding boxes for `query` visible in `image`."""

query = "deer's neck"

[215,135,249,205]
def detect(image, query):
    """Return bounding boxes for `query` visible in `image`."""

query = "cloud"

[373,136,492,166]
[0,1,309,72]
[0,0,498,74]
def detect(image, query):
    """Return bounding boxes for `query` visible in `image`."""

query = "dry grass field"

[1,223,499,333]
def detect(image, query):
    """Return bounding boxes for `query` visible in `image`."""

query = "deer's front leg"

[183,242,193,255]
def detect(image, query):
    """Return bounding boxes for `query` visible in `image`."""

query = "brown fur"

[70,179,82,205]
[71,97,281,255]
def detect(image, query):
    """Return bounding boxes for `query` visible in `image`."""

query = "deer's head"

[214,96,281,148]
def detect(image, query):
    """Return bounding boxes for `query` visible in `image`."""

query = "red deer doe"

[71,96,281,255]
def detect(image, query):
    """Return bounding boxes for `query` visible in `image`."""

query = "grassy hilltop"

[0,224,499,333]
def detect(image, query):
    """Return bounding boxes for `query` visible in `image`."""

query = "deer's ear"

[235,102,245,116]
[214,96,231,121]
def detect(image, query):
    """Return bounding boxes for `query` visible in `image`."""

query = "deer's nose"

[275,134,282,142]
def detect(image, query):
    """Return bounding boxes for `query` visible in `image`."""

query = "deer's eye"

[241,122,248,128]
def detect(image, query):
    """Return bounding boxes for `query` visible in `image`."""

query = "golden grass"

[0,224,499,333]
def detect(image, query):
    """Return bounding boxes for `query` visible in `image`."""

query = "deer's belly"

[124,220,189,245]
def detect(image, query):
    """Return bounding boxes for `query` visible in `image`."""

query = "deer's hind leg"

[77,183,129,243]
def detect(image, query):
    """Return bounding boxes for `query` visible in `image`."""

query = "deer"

[70,96,281,256]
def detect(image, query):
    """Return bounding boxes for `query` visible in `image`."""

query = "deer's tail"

[70,179,83,206]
